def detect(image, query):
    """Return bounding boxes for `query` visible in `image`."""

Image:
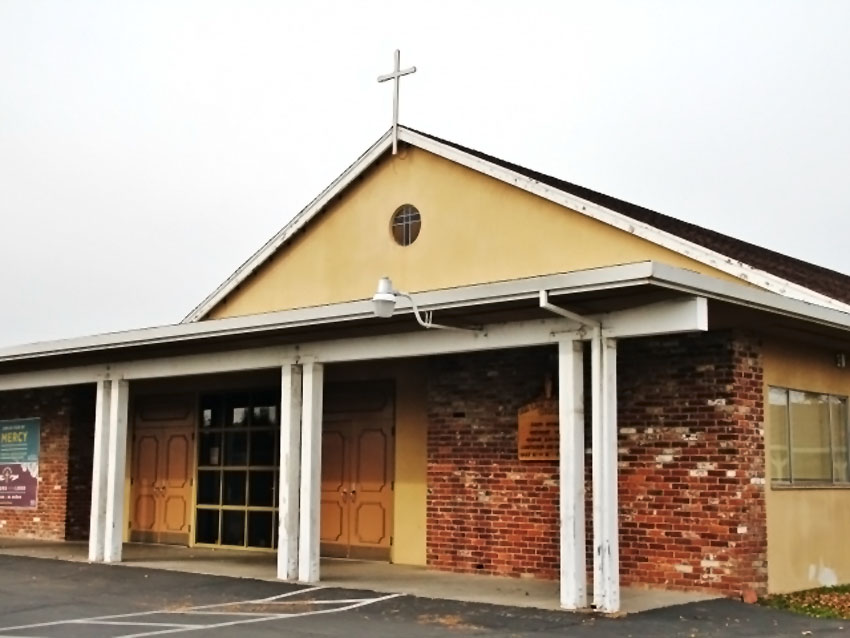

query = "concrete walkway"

[0,537,718,614]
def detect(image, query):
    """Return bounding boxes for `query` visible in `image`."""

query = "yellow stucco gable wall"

[207,146,736,320]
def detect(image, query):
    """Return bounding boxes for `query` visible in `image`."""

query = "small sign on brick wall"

[517,399,559,461]
[0,418,40,509]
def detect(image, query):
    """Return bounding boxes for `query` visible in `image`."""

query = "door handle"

[341,489,349,502]
[350,485,357,501]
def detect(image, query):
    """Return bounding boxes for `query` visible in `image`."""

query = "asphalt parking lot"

[0,555,845,637]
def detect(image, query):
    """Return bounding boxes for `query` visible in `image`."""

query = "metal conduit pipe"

[538,290,600,329]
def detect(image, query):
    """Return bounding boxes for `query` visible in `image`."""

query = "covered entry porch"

[0,263,716,613]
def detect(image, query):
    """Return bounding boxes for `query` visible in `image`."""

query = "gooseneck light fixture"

[371,277,480,332]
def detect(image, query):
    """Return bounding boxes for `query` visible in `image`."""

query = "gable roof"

[183,126,850,322]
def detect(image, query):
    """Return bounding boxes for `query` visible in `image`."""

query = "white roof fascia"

[181,129,395,323]
[647,262,850,333]
[0,263,658,364]
[399,128,850,314]
[4,261,850,367]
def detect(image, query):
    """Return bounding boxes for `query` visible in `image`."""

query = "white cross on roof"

[377,49,416,155]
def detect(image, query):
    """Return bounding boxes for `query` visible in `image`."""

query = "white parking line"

[118,594,402,638]
[178,611,271,617]
[0,586,322,633]
[77,621,198,628]
[0,587,402,638]
[183,587,324,609]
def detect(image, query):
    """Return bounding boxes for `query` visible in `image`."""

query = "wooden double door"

[320,382,395,560]
[130,394,194,545]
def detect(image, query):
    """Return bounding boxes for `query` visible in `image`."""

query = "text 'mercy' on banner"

[0,418,40,508]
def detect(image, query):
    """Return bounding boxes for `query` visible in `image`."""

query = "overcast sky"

[1,1,849,347]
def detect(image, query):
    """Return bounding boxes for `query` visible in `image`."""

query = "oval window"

[391,204,421,246]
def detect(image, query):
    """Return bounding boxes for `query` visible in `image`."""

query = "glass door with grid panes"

[195,390,280,550]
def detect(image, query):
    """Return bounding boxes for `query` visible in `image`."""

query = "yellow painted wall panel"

[326,360,427,566]
[391,364,428,566]
[763,337,850,593]
[207,147,735,319]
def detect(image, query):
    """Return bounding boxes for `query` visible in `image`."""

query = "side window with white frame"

[769,386,850,485]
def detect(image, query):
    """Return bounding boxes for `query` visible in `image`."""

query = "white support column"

[278,364,302,581]
[590,330,604,608]
[103,379,129,563]
[599,337,620,612]
[297,361,324,583]
[87,379,111,562]
[558,339,587,609]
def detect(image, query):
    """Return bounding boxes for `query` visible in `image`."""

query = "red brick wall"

[617,332,767,595]
[0,385,95,541]
[426,348,560,579]
[425,332,767,596]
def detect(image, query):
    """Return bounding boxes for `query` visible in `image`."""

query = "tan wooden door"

[320,417,352,556]
[320,383,394,560]
[130,394,195,545]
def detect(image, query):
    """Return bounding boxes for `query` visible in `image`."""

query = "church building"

[1,125,849,613]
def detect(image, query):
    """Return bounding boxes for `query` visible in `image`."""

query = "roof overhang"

[2,262,850,385]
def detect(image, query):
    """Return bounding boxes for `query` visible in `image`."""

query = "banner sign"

[0,418,40,508]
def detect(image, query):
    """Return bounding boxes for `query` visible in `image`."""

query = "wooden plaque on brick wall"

[517,399,559,461]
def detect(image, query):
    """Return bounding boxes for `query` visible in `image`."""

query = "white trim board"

[6,256,850,392]
[0,297,709,392]
[181,125,850,323]
[0,262,654,363]
[5,261,850,371]
[0,262,670,364]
